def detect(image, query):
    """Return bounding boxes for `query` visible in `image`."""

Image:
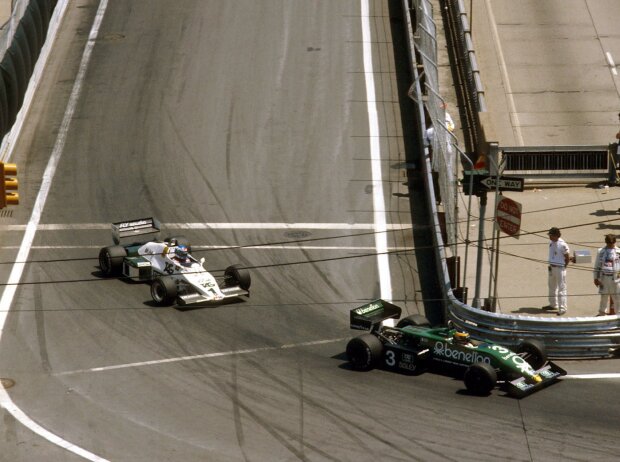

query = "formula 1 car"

[98,217,250,306]
[346,300,566,397]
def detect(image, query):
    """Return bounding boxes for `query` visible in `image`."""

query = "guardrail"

[449,299,620,358]
[403,0,620,359]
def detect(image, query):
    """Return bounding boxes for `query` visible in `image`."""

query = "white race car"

[98,218,250,306]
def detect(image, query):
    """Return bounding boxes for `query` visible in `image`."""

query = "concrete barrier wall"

[0,0,57,140]
[0,0,66,159]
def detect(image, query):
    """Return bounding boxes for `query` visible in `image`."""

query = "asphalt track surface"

[0,1,617,461]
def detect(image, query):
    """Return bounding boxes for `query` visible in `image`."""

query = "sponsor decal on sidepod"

[433,342,491,365]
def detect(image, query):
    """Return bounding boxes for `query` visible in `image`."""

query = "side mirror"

[200,258,205,266]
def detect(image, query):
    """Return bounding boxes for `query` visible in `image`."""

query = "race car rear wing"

[350,299,402,331]
[112,217,161,244]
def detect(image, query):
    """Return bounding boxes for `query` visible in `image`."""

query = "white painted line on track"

[0,222,413,231]
[564,373,620,380]
[0,1,110,461]
[0,398,107,461]
[55,338,347,376]
[361,0,393,301]
[484,0,523,145]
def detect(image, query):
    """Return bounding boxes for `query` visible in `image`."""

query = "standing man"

[544,227,570,315]
[593,234,620,316]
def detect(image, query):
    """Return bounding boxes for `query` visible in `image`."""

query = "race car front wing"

[506,362,566,398]
[178,286,249,305]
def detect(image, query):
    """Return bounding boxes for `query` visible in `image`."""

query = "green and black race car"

[346,300,566,397]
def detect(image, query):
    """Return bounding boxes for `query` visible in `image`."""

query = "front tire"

[151,277,178,306]
[99,246,127,276]
[464,363,497,395]
[225,264,251,291]
[346,334,384,371]
[516,339,547,370]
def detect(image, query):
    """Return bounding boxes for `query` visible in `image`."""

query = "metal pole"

[488,147,502,311]
[459,151,474,291]
[472,190,487,309]
[487,220,496,304]
[492,224,501,312]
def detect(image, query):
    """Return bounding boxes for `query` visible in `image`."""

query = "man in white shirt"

[544,227,570,315]
[593,234,620,316]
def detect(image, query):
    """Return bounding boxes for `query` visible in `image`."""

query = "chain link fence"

[406,0,461,254]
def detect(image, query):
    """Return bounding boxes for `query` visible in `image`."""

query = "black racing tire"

[150,277,178,306]
[224,264,251,291]
[397,314,431,328]
[164,235,192,253]
[516,339,547,370]
[464,363,498,396]
[346,334,384,371]
[98,245,127,277]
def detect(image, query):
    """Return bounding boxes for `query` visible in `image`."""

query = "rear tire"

[397,314,431,328]
[225,264,251,291]
[99,246,127,276]
[151,277,178,306]
[464,363,497,395]
[516,339,547,370]
[346,334,384,371]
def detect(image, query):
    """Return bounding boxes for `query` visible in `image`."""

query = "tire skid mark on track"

[307,369,451,461]
[208,357,342,462]
[33,271,52,374]
[233,353,420,461]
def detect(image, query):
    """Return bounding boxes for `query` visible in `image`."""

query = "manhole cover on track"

[284,230,312,239]
[1,378,15,389]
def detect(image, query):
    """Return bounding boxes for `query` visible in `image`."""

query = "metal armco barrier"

[403,0,620,359]
[448,299,620,358]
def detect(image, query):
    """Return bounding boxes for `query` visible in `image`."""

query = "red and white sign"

[495,196,522,238]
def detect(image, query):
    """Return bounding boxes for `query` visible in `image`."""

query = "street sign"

[479,175,524,192]
[461,171,488,196]
[495,196,522,238]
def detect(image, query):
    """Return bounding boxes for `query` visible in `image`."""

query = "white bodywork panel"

[138,242,226,301]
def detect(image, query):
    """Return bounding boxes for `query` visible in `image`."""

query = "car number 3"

[385,350,396,367]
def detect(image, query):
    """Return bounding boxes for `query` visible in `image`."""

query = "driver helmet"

[453,331,470,345]
[176,245,188,259]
